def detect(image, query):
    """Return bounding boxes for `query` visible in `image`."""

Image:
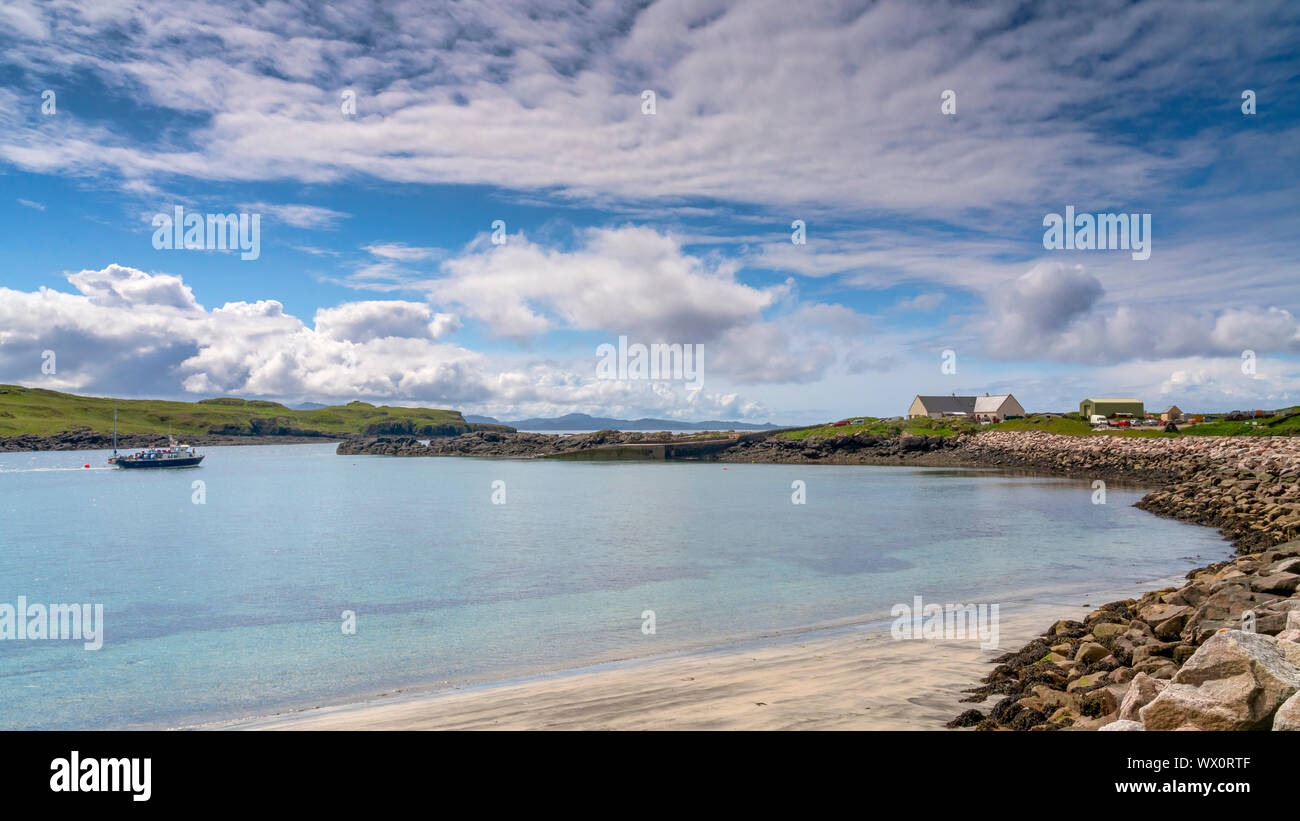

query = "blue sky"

[0,0,1298,424]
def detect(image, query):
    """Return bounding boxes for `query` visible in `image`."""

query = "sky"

[0,0,1297,424]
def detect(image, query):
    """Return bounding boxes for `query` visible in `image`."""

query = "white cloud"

[241,202,348,229]
[363,242,445,262]
[66,263,202,311]
[434,226,786,341]
[895,292,946,312]
[981,262,1300,364]
[0,263,773,419]
[2,0,1292,224]
[314,300,458,343]
[0,1,48,40]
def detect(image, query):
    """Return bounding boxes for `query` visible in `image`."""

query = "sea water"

[0,443,1229,729]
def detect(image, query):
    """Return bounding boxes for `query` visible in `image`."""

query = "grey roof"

[914,395,977,414]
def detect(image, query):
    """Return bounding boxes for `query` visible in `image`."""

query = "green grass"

[1176,409,1300,436]
[778,410,1300,442]
[987,416,1094,435]
[0,384,513,438]
[777,416,979,440]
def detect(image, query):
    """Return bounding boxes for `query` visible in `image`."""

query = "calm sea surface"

[0,443,1229,729]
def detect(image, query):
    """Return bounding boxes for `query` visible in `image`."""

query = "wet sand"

[216,583,1168,731]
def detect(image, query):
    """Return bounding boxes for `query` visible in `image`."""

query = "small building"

[1079,398,1145,419]
[973,394,1025,423]
[908,393,1025,423]
[1161,405,1183,422]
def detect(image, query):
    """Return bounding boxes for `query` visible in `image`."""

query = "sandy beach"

[218,583,1170,731]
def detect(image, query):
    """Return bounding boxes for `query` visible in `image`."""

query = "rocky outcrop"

[0,427,347,451]
[1139,630,1300,730]
[953,541,1300,731]
[714,431,961,464]
[929,432,1300,731]
[336,428,966,463]
[337,429,707,458]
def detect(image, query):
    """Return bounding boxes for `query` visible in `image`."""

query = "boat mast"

[112,405,118,456]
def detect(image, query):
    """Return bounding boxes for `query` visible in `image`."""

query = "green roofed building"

[1079,398,1145,418]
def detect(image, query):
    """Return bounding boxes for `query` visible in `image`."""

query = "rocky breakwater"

[949,429,1228,482]
[947,432,1300,731]
[716,430,960,464]
[1136,439,1300,552]
[337,429,706,458]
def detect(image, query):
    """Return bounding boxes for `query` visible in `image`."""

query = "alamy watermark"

[50,752,150,802]
[1043,206,1151,260]
[890,595,1000,649]
[0,596,103,650]
[152,205,261,260]
[596,336,704,390]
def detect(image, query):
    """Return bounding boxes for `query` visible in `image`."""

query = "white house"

[973,394,1024,423]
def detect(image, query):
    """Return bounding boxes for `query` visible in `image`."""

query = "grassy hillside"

[777,416,978,440]
[778,410,1300,441]
[0,384,512,438]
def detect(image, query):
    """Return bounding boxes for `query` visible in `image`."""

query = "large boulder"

[1138,603,1190,627]
[1118,672,1167,721]
[1251,573,1300,596]
[1100,719,1145,731]
[1277,611,1300,644]
[1140,630,1300,731]
[1182,583,1278,642]
[1091,622,1128,642]
[1075,642,1109,663]
[1274,692,1300,731]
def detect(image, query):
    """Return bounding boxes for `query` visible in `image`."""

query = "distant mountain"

[294,401,329,410]
[466,412,780,431]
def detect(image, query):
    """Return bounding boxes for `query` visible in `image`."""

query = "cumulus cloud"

[313,300,457,343]
[987,262,1103,341]
[0,264,774,419]
[434,226,785,341]
[982,262,1300,363]
[708,303,876,384]
[66,263,201,310]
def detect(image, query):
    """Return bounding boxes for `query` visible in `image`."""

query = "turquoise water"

[0,443,1229,729]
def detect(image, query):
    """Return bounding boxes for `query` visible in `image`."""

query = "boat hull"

[113,455,204,469]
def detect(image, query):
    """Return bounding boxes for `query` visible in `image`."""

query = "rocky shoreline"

[0,429,346,452]
[336,429,725,458]
[937,431,1300,731]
